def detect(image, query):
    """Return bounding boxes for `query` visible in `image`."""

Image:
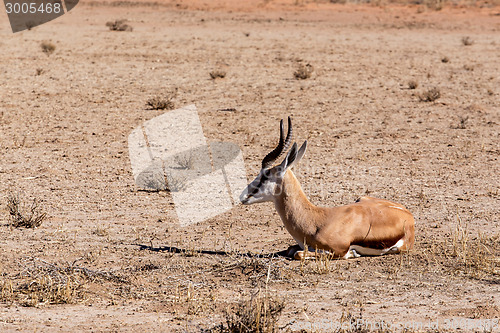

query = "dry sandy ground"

[0,0,499,332]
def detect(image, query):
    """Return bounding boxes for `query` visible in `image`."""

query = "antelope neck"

[273,170,319,236]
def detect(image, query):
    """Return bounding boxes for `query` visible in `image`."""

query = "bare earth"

[0,1,499,332]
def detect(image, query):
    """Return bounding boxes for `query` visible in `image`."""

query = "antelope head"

[240,117,307,205]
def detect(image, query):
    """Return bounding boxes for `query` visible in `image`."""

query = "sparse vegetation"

[454,115,469,129]
[41,41,55,56]
[92,225,109,237]
[146,96,175,110]
[312,251,336,275]
[165,170,188,192]
[449,220,499,280]
[419,87,441,102]
[0,258,127,307]
[6,192,46,228]
[175,152,194,170]
[463,64,474,71]
[210,70,227,79]
[106,19,133,31]
[461,36,474,46]
[146,88,177,110]
[407,80,418,89]
[294,63,313,80]
[221,291,285,333]
[25,21,35,30]
[1,4,499,331]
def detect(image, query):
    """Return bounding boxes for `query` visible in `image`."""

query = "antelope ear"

[278,142,298,176]
[294,140,307,165]
[285,140,307,170]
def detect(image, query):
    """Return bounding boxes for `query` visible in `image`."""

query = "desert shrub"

[450,223,500,280]
[146,88,177,110]
[294,63,313,80]
[456,116,469,129]
[223,292,285,333]
[26,21,36,30]
[146,96,174,110]
[210,70,226,79]
[106,19,133,31]
[419,87,441,102]
[1,258,127,307]
[461,36,473,46]
[463,64,474,71]
[6,192,46,228]
[407,80,418,89]
[41,41,55,56]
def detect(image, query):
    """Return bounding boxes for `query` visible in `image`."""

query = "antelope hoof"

[286,245,302,259]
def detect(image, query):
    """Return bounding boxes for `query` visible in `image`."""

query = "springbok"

[240,117,415,259]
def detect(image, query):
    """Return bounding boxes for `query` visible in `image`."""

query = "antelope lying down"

[240,117,415,260]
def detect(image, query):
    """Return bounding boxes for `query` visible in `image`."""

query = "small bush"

[455,116,469,129]
[146,96,174,110]
[463,64,474,71]
[41,41,55,56]
[408,80,418,90]
[6,192,46,228]
[224,292,285,333]
[106,19,133,31]
[26,21,36,30]
[450,222,500,280]
[419,87,441,102]
[293,63,313,80]
[210,70,226,79]
[462,36,473,46]
[175,152,194,170]
[441,56,450,63]
[1,259,126,307]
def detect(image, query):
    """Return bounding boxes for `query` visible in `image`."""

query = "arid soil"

[0,1,499,332]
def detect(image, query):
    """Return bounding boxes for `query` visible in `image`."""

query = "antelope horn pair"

[261,116,293,169]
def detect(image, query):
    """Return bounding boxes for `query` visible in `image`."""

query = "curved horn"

[261,116,293,169]
[282,116,293,155]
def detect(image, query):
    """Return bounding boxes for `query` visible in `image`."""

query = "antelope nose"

[239,189,249,204]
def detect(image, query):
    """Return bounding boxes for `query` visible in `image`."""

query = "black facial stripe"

[249,173,269,195]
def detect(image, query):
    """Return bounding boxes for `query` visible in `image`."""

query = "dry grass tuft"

[419,87,441,102]
[210,70,227,79]
[92,225,109,237]
[146,96,175,110]
[40,41,55,56]
[456,116,469,129]
[1,261,84,306]
[461,36,474,46]
[18,272,85,306]
[174,151,194,170]
[463,64,474,71]
[407,80,418,89]
[0,258,128,307]
[165,171,188,192]
[294,63,314,80]
[146,88,177,110]
[106,19,133,31]
[450,221,500,280]
[6,192,46,228]
[222,291,285,333]
[312,252,337,275]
